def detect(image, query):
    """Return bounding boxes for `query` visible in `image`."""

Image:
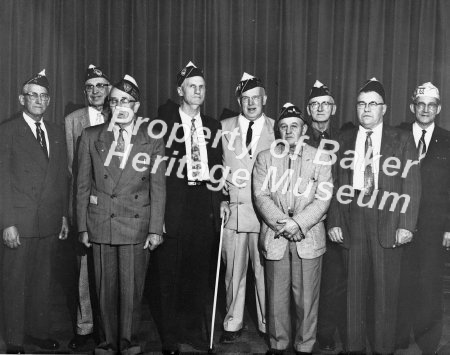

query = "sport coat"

[155,104,225,237]
[76,121,166,244]
[327,124,421,248]
[0,113,68,236]
[221,114,275,232]
[253,144,333,260]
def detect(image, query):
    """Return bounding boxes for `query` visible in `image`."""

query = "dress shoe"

[6,344,26,354]
[319,342,336,351]
[24,335,59,350]
[162,350,180,355]
[266,349,284,355]
[219,329,242,343]
[68,333,91,350]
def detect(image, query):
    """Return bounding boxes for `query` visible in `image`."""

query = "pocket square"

[89,195,98,205]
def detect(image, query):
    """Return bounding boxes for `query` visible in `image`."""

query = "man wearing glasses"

[396,83,450,354]
[219,73,274,343]
[327,78,421,354]
[77,75,166,355]
[64,64,110,351]
[304,80,347,352]
[0,70,69,353]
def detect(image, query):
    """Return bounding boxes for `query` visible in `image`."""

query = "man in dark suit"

[153,61,229,354]
[304,80,347,352]
[0,70,69,353]
[327,78,421,354]
[65,64,110,350]
[77,75,166,355]
[396,82,450,354]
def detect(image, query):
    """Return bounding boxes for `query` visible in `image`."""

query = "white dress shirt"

[88,106,105,126]
[353,123,383,190]
[179,108,210,181]
[238,113,265,158]
[23,112,50,157]
[412,121,434,150]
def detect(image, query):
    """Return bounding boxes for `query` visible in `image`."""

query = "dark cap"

[113,74,140,101]
[235,72,264,97]
[278,102,306,123]
[359,77,385,101]
[23,69,50,91]
[177,61,204,86]
[308,80,332,101]
[85,64,109,82]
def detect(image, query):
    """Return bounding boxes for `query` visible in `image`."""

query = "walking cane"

[208,217,225,354]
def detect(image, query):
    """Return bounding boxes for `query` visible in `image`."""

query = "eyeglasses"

[241,95,263,104]
[415,102,439,112]
[109,98,136,106]
[356,101,384,110]
[23,92,50,102]
[279,124,302,132]
[309,101,334,110]
[85,83,109,92]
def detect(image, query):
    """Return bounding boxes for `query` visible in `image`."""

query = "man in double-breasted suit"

[220,73,275,342]
[77,75,166,355]
[396,82,450,354]
[153,61,229,354]
[0,70,69,353]
[253,103,332,355]
[327,78,421,354]
[65,64,110,350]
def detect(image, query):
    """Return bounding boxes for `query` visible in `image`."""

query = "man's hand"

[395,228,413,246]
[144,233,164,251]
[78,231,91,248]
[59,216,69,240]
[275,218,301,241]
[442,232,450,250]
[3,226,20,249]
[220,201,231,225]
[328,227,343,243]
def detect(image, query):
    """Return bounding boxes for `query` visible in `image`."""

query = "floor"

[1,246,450,355]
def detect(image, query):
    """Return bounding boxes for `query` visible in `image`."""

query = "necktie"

[116,128,125,153]
[191,118,202,180]
[364,130,374,195]
[35,122,48,158]
[246,121,254,156]
[418,129,427,160]
[319,131,332,150]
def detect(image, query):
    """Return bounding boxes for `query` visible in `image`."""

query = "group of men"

[0,62,449,355]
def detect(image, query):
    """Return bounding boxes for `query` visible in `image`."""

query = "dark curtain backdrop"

[1,0,450,129]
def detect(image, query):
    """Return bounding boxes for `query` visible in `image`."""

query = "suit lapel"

[16,117,48,172]
[40,123,63,198]
[345,127,358,186]
[253,115,274,158]
[95,126,118,183]
[379,125,397,190]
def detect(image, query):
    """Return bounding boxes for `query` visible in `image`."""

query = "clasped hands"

[275,218,304,242]
[78,231,164,251]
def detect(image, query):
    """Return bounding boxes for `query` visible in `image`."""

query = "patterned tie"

[95,112,104,125]
[116,128,125,153]
[246,121,254,156]
[364,130,374,195]
[418,129,427,160]
[35,122,48,158]
[191,118,202,180]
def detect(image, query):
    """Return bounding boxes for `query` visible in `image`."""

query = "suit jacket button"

[111,194,116,199]
[135,214,139,218]
[141,177,146,181]
[111,213,115,218]
[135,195,138,199]
[104,174,108,179]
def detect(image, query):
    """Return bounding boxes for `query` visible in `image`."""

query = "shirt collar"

[359,122,383,135]
[413,121,435,135]
[23,111,44,125]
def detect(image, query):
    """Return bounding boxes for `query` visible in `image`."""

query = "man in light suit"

[65,64,110,350]
[153,61,229,354]
[253,103,332,355]
[0,70,69,353]
[77,75,166,355]
[396,82,450,354]
[220,72,275,342]
[327,78,421,354]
